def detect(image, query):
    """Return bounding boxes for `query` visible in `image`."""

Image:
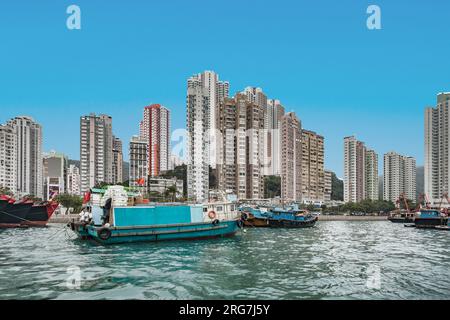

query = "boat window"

[203,207,208,212]
[216,206,223,212]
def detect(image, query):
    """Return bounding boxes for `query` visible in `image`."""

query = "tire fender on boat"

[97,228,112,241]
[241,212,249,221]
[236,219,244,229]
[212,219,220,226]
[208,211,216,220]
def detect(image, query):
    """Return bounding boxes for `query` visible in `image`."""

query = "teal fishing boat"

[414,209,448,229]
[69,187,242,244]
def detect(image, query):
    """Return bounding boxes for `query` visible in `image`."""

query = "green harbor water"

[0,221,449,300]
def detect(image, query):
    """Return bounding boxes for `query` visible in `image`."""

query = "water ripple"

[0,221,449,299]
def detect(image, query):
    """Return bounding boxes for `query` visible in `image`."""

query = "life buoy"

[97,228,112,241]
[208,211,216,219]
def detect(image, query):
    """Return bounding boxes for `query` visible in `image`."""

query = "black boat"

[388,211,415,223]
[22,202,59,227]
[0,200,33,227]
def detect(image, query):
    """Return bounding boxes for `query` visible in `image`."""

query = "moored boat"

[267,207,318,228]
[414,209,448,229]
[70,186,242,244]
[240,207,269,227]
[0,195,59,228]
[388,211,415,223]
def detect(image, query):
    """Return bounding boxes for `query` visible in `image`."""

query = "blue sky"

[1,0,449,178]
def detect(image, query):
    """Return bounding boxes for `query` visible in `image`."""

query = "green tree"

[331,173,343,201]
[164,185,178,202]
[0,186,14,196]
[55,194,83,214]
[264,176,281,199]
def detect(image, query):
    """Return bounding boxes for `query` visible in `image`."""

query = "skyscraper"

[383,152,416,203]
[301,129,325,203]
[7,116,43,198]
[0,124,17,194]
[187,79,211,202]
[188,71,229,169]
[425,92,450,203]
[281,112,302,202]
[264,99,285,176]
[139,104,170,177]
[80,113,113,192]
[112,136,123,184]
[216,94,266,200]
[365,149,379,201]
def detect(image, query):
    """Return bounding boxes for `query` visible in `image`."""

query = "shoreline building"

[139,104,170,177]
[216,94,265,200]
[344,136,378,203]
[112,136,123,184]
[324,170,333,202]
[67,164,81,196]
[0,124,17,194]
[301,129,325,204]
[281,112,302,202]
[129,135,148,192]
[383,152,416,203]
[7,116,43,199]
[43,151,68,200]
[80,114,113,192]
[425,92,450,204]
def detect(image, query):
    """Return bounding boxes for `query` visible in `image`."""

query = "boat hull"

[268,216,318,228]
[388,217,414,223]
[415,217,448,229]
[0,203,32,228]
[71,219,240,244]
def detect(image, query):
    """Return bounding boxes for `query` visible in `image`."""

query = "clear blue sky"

[1,0,449,178]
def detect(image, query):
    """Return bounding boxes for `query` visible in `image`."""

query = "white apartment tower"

[281,112,302,202]
[7,116,43,199]
[425,92,450,203]
[383,152,416,203]
[344,136,366,203]
[80,114,113,192]
[264,99,285,176]
[186,81,210,202]
[188,71,229,169]
[0,124,17,193]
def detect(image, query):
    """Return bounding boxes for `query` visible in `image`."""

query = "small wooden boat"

[388,211,415,223]
[241,207,269,227]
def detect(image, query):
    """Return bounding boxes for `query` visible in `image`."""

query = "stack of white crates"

[101,186,129,207]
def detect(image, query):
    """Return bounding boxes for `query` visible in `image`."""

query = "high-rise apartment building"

[383,152,416,203]
[344,136,379,203]
[365,149,379,201]
[281,112,302,202]
[425,92,450,203]
[0,124,17,194]
[139,104,170,177]
[186,77,211,202]
[7,116,43,198]
[67,164,81,196]
[264,99,285,176]
[301,130,325,203]
[324,170,333,202]
[80,114,113,192]
[129,135,147,189]
[188,71,229,169]
[129,135,148,192]
[112,136,123,184]
[216,94,266,200]
[43,151,68,200]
